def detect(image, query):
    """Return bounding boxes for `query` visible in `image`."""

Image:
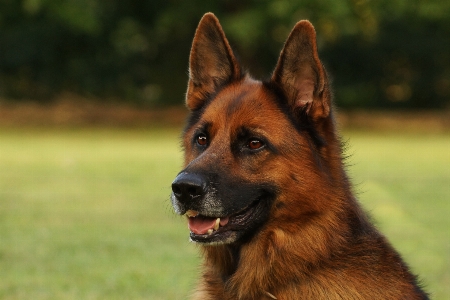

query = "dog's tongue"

[188,216,229,235]
[188,216,216,234]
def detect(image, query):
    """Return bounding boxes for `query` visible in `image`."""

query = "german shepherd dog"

[171,13,428,299]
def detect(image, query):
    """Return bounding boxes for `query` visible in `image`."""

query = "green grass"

[346,131,450,299]
[0,128,448,299]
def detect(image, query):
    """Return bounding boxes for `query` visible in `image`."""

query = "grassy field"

[0,127,448,299]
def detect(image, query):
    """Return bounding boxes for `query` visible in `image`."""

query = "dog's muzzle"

[171,172,206,207]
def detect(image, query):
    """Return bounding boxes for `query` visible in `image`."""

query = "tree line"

[0,0,449,109]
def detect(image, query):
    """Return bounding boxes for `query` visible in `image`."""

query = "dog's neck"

[201,243,241,282]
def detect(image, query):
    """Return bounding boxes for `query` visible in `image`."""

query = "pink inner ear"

[295,79,315,107]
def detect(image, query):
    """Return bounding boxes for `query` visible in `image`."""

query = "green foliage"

[0,128,449,299]
[0,0,449,108]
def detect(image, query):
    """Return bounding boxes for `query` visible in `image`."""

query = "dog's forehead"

[202,80,287,130]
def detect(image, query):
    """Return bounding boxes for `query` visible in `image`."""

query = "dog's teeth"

[186,210,199,217]
[207,229,213,235]
[214,218,220,231]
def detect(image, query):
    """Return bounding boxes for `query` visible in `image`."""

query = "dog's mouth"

[185,199,267,244]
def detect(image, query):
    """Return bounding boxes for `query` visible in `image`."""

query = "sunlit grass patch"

[0,128,448,299]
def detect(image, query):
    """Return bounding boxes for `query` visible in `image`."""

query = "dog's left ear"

[186,13,242,111]
[271,21,330,121]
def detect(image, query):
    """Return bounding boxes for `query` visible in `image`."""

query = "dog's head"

[171,13,335,245]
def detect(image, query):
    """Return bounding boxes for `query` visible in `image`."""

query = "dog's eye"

[196,134,208,146]
[247,139,264,150]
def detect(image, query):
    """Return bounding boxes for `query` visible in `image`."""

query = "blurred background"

[0,0,449,299]
[1,0,449,109]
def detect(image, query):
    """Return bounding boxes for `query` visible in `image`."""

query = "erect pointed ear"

[271,20,331,121]
[186,13,242,111]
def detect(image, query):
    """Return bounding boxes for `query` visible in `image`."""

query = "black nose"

[171,172,206,203]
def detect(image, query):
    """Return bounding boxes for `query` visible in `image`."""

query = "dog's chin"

[190,230,238,245]
[187,198,271,245]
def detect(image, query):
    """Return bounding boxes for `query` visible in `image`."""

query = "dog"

[170,12,428,299]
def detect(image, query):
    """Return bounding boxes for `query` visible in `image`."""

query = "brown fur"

[172,13,428,299]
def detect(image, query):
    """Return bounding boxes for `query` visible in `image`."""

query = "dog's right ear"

[186,13,242,111]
